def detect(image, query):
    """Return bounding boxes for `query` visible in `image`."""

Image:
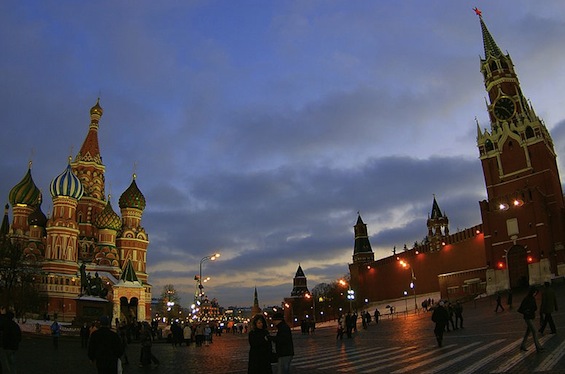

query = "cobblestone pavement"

[10,283,565,373]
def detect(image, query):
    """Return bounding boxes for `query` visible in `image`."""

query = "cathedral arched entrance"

[507,245,529,289]
[120,297,139,323]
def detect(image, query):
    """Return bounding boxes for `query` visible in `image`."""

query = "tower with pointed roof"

[475,11,565,286]
[352,213,375,263]
[290,264,310,297]
[116,174,149,283]
[4,100,152,323]
[427,196,449,252]
[251,287,261,315]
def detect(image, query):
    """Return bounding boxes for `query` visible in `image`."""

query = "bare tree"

[0,240,42,318]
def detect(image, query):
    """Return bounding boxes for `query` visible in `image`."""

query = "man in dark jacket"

[539,281,558,335]
[2,311,22,373]
[518,287,543,353]
[431,301,449,347]
[271,313,294,374]
[88,316,124,374]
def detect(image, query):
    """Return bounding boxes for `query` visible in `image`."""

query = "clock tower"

[475,9,565,289]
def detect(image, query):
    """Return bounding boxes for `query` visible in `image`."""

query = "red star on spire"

[473,7,482,17]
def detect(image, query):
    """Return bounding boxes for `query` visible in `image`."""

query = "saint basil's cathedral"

[1,100,151,323]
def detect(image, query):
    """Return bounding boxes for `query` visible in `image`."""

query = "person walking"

[495,292,505,313]
[50,319,61,349]
[80,322,90,348]
[183,323,192,346]
[345,312,354,338]
[431,301,449,347]
[336,315,345,340]
[539,281,558,335]
[270,313,294,374]
[374,309,380,324]
[247,314,272,374]
[2,311,22,374]
[87,316,124,374]
[139,322,160,368]
[518,287,543,353]
[454,301,464,329]
[118,322,129,366]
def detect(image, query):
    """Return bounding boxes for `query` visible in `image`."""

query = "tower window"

[525,126,534,139]
[490,61,497,72]
[485,139,494,152]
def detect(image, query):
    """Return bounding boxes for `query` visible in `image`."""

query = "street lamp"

[399,260,417,313]
[199,253,220,301]
[339,279,355,313]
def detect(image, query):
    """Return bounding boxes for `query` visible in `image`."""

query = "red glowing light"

[497,262,504,269]
[527,256,533,263]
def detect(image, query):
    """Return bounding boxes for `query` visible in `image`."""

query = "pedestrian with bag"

[270,313,294,374]
[247,314,272,374]
[518,286,543,353]
[87,316,124,374]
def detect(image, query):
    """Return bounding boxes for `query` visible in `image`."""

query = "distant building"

[2,100,152,323]
[349,12,565,306]
[251,287,261,316]
[282,265,311,325]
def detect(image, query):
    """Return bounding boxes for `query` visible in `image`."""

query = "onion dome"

[28,203,48,227]
[50,158,84,200]
[94,198,122,231]
[9,162,42,207]
[90,98,104,118]
[119,174,146,211]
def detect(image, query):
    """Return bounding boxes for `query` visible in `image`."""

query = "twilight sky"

[1,1,565,308]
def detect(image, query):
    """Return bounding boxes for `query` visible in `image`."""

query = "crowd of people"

[0,281,560,373]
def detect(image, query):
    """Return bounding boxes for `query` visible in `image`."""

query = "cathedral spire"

[75,99,104,167]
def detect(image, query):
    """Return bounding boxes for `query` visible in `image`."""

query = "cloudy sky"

[1,1,565,308]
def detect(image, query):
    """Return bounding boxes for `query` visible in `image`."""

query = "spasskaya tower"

[475,9,565,289]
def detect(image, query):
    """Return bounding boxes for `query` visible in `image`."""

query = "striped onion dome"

[119,174,146,211]
[94,198,122,231]
[50,159,84,200]
[9,162,42,207]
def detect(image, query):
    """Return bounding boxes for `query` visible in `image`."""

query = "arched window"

[525,126,534,139]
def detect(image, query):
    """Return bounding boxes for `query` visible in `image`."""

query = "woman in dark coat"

[248,314,272,374]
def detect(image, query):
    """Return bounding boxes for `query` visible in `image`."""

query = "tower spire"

[474,8,503,59]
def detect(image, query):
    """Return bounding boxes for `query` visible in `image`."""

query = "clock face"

[493,97,516,121]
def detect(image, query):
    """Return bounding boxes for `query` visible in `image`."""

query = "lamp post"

[339,279,355,313]
[199,253,220,301]
[399,260,417,313]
